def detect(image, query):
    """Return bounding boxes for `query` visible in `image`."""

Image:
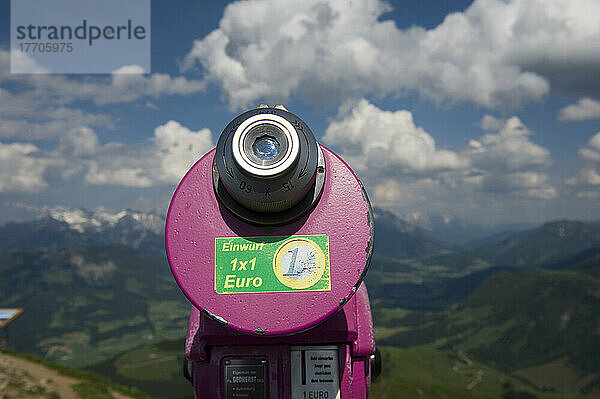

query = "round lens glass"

[252,136,280,160]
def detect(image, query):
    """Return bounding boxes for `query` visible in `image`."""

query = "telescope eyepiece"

[213,106,325,225]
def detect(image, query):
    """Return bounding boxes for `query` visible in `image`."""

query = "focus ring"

[232,114,300,177]
[214,107,320,216]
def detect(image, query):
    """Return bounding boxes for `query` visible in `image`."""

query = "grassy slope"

[472,221,600,268]
[370,346,587,399]
[0,348,149,399]
[371,259,600,397]
[378,267,600,370]
[86,340,193,399]
[0,246,189,368]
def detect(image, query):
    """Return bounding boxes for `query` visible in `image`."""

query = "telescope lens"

[253,136,280,160]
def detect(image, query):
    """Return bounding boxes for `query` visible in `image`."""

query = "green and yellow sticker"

[215,235,330,294]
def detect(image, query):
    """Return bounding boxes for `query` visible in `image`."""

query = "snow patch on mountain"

[40,207,164,235]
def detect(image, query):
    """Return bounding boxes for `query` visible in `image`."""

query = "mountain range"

[0,206,546,253]
[0,207,165,254]
[2,206,598,316]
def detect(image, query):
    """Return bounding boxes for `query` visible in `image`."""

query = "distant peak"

[539,219,590,237]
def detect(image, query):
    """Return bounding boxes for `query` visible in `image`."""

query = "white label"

[290,346,340,399]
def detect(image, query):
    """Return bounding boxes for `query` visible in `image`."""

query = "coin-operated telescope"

[166,105,381,399]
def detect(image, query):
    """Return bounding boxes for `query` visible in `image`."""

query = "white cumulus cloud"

[0,87,114,140]
[183,0,600,110]
[577,132,600,162]
[0,141,58,193]
[0,49,206,107]
[153,120,214,184]
[568,132,600,197]
[9,49,50,74]
[323,99,468,175]
[467,116,552,172]
[559,98,600,122]
[81,121,214,188]
[465,116,555,199]
[0,121,214,192]
[58,127,100,158]
[479,171,557,199]
[0,47,208,143]
[323,101,556,206]
[569,168,600,186]
[85,158,154,187]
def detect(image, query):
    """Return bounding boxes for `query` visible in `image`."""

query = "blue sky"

[0,0,599,227]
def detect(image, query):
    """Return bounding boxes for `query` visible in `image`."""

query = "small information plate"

[224,358,267,399]
[215,235,330,294]
[0,308,23,328]
[290,346,341,399]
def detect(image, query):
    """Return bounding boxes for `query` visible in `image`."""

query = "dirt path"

[0,352,137,399]
[451,350,485,390]
[0,352,80,398]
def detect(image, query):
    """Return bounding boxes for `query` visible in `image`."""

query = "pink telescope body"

[166,106,380,399]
